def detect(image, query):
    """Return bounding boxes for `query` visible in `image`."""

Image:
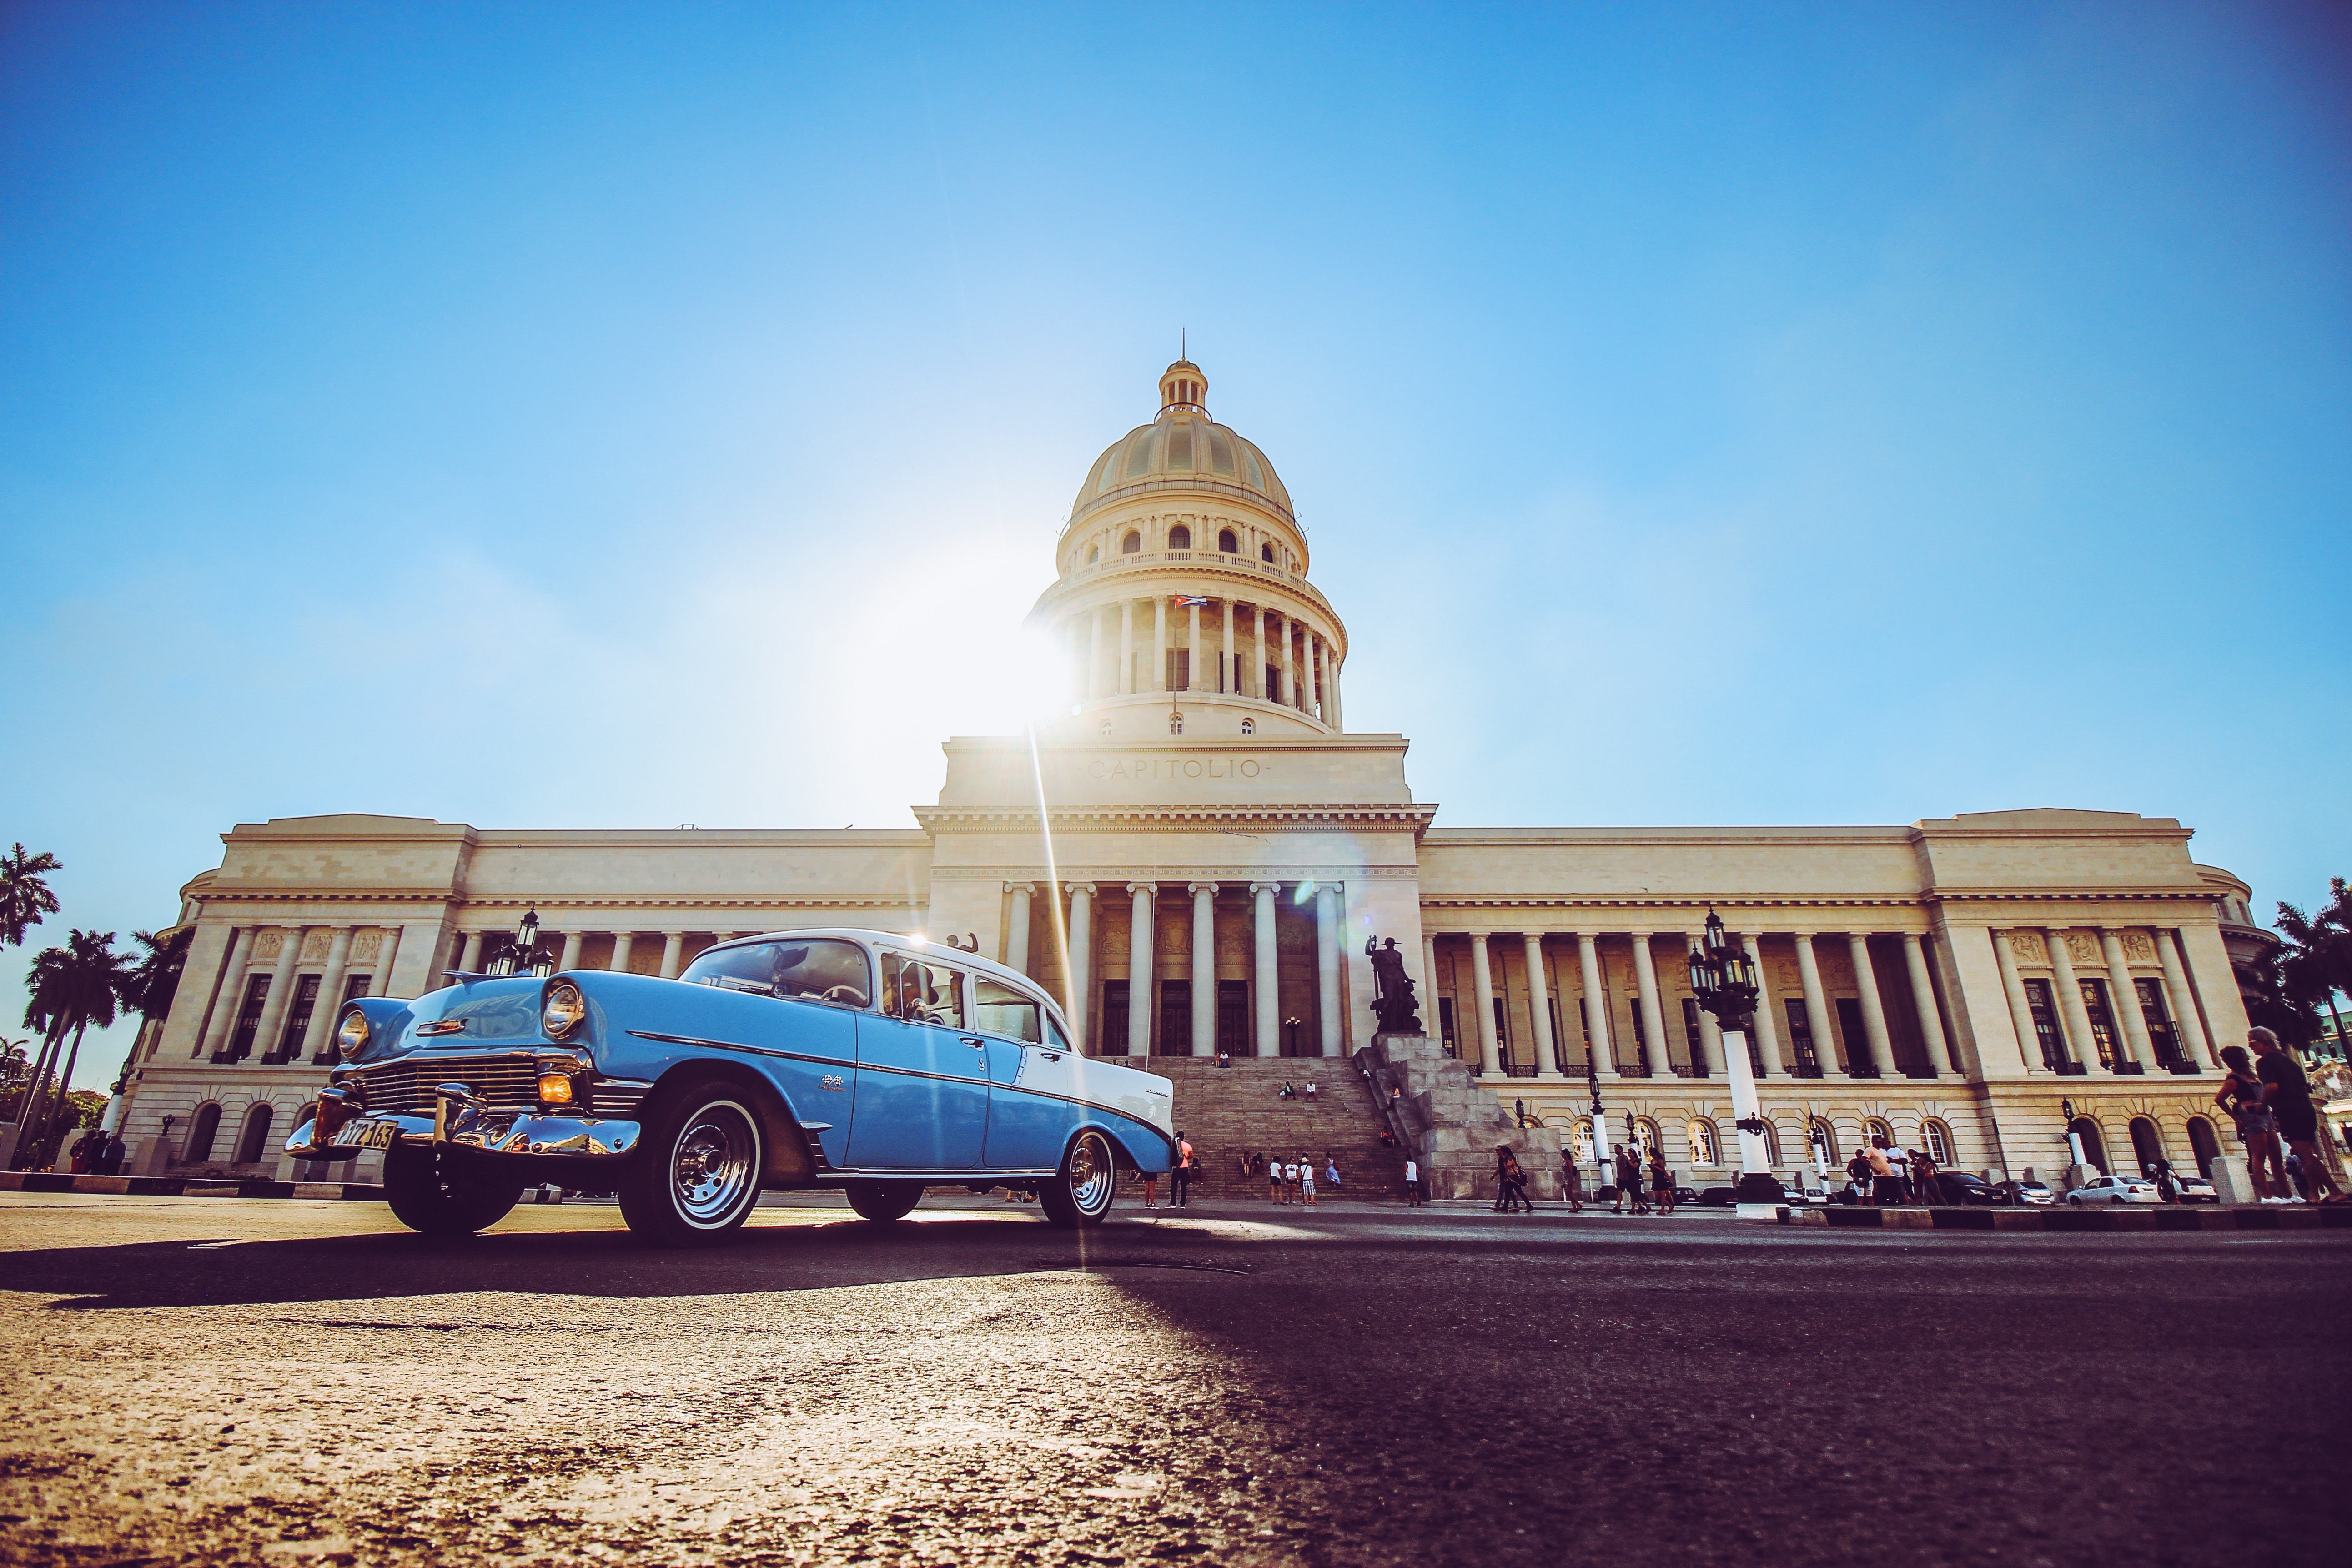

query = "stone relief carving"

[351,930,382,963]
[2064,932,2100,965]
[2007,931,2046,965]
[251,930,284,962]
[299,930,333,963]
[2122,931,2156,964]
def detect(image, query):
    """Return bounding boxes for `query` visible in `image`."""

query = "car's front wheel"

[618,1081,765,1247]
[845,1181,924,1223]
[383,1143,524,1236]
[1038,1129,1118,1229]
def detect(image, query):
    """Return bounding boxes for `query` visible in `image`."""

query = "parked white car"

[2063,1174,2163,1206]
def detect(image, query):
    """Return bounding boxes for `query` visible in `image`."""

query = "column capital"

[1186,881,1219,896]
[1249,880,1282,896]
[1003,881,1035,895]
[1066,882,1096,901]
[1126,881,1156,897]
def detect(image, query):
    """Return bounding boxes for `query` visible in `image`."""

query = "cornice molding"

[913,804,1436,836]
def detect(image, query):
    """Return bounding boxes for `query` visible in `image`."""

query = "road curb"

[1782,1203,2349,1232]
[0,1172,384,1200]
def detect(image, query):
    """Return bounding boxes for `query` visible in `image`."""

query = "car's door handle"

[961,1036,986,1048]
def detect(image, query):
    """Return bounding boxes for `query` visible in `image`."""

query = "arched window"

[1239,718,1254,735]
[1573,1117,1598,1165]
[1689,1119,1721,1166]
[1921,1119,1954,1166]
[1218,528,1238,554]
[1261,542,1275,563]
[185,1102,223,1162]
[233,1102,275,1164]
[1121,531,1141,554]
[2186,1114,2221,1176]
[1864,1116,1894,1149]
[1633,1117,1661,1159]
[1099,719,1113,736]
[1809,1116,1839,1162]
[1169,713,1183,735]
[2069,1116,2109,1173]
[2128,1116,2165,1175]
[1086,544,1099,563]
[1168,525,1191,550]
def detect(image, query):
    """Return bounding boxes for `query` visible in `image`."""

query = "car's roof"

[700,927,1075,1030]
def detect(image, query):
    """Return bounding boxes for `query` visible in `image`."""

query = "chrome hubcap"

[670,1101,757,1226]
[1068,1131,1114,1216]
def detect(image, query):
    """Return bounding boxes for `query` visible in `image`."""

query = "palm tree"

[0,844,62,949]
[2275,878,2352,1060]
[15,930,133,1169]
[0,1035,30,1121]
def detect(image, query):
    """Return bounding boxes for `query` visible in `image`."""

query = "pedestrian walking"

[1910,1147,1941,1206]
[1846,1150,1872,1206]
[2216,1045,2286,1199]
[1140,1166,1159,1209]
[1560,1150,1584,1213]
[1404,1156,1423,1206]
[1171,1131,1195,1208]
[1325,1156,1342,1191]
[2249,1027,2347,1205]
[1299,1153,1317,1207]
[1613,1145,1646,1215]
[1649,1151,1675,1215]
[1493,1145,1530,1212]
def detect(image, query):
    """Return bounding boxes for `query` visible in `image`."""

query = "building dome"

[1068,360,1293,528]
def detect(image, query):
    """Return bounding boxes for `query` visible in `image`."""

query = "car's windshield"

[682,939,872,1007]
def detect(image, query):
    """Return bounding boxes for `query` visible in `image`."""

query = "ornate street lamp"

[489,910,556,979]
[1586,1052,1609,1191]
[1688,908,1781,1213]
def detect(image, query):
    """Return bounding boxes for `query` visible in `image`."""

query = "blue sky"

[4,1,2347,1089]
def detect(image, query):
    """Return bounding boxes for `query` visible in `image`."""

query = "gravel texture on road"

[0,1192,2343,1567]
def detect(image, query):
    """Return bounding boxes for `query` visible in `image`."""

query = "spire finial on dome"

[1159,355,1206,414]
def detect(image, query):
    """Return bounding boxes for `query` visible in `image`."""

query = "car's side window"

[771,940,872,1008]
[1042,1012,1072,1052]
[881,953,965,1029]
[975,977,1043,1044]
[681,941,783,995]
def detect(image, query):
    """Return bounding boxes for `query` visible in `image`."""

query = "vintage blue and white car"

[284,927,1175,1244]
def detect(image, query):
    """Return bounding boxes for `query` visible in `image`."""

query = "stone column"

[1186,599,1202,693]
[1278,614,1296,707]
[1741,934,1778,1077]
[1221,598,1236,694]
[1902,934,1954,1077]
[1469,934,1502,1075]
[247,927,306,1062]
[1307,635,1322,717]
[1004,883,1033,975]
[1846,932,1900,1077]
[2159,929,2218,1067]
[1152,596,1167,691]
[1315,884,1342,1056]
[1422,933,1442,1045]
[301,928,355,1061]
[1578,934,1615,1077]
[1120,600,1136,695]
[1992,931,2048,1073]
[457,930,484,972]
[1327,660,1342,729]
[1189,883,1217,1056]
[1523,934,1563,1079]
[2100,929,2154,1071]
[2046,929,2096,1070]
[1089,607,1106,699]
[373,929,403,995]
[197,928,255,1059]
[1126,882,1155,1056]
[609,932,636,974]
[558,930,584,972]
[1793,934,1839,1075]
[1066,884,1094,1052]
[1251,882,1281,1056]
[659,933,686,980]
[1253,606,1269,699]
[1631,935,1671,1077]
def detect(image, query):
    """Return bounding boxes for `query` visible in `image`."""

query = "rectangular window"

[2021,979,2068,1070]
[1492,996,1511,1059]
[2135,978,2182,1069]
[1101,980,1130,1053]
[1437,995,1458,1058]
[1159,979,1190,1055]
[975,977,1043,1044]
[227,975,271,1060]
[1216,980,1248,1053]
[1835,998,1872,1076]
[1785,998,1821,1076]
[1627,1003,1651,1075]
[339,973,372,1007]
[1264,661,1279,698]
[1548,999,1564,1070]
[882,953,964,1030]
[1166,649,1191,691]
[276,974,322,1061]
[2079,980,2119,1070]
[1681,998,1709,1077]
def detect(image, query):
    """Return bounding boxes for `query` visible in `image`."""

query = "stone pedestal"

[2207,1155,2258,1205]
[125,1135,170,1179]
[1356,1033,1563,1201]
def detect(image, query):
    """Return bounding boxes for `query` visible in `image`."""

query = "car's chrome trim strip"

[626,1028,1177,1156]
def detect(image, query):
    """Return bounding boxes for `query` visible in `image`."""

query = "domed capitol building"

[116,360,2277,1193]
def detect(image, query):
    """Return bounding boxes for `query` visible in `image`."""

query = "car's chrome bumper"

[284,1106,642,1162]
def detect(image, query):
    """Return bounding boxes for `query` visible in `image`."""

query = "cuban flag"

[1172,594,1212,609]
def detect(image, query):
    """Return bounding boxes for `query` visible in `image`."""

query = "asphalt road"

[1,1191,2344,1568]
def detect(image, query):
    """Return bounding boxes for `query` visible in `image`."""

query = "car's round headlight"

[543,981,586,1038]
[335,1009,371,1061]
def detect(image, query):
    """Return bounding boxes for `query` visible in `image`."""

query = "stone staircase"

[1105,1056,1413,1201]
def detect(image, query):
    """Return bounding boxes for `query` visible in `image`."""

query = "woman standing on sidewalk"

[2216,1046,2284,1199]
[1649,1151,1675,1215]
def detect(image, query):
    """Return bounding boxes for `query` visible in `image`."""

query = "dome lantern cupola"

[1159,359,1206,414]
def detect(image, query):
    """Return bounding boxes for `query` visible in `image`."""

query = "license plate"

[332,1118,399,1151]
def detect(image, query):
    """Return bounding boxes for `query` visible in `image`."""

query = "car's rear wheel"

[383,1143,524,1236]
[618,1082,765,1247]
[1038,1129,1118,1229]
[845,1181,924,1223]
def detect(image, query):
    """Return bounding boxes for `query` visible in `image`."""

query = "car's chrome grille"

[590,1079,651,1120]
[353,1055,540,1115]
